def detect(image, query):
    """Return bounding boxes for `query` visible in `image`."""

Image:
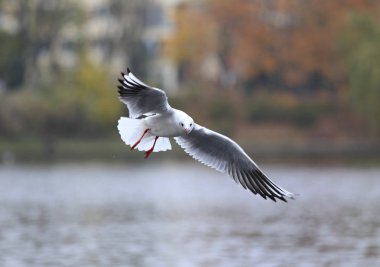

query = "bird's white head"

[176,110,194,135]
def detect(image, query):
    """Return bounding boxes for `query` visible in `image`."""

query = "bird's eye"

[180,123,184,127]
[190,123,193,127]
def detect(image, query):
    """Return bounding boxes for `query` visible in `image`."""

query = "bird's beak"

[184,129,189,135]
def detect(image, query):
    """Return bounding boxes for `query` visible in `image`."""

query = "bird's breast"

[144,115,182,137]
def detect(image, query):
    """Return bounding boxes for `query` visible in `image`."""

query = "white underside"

[117,117,172,152]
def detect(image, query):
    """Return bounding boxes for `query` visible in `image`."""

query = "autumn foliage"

[166,0,380,136]
[168,0,376,90]
[0,0,379,142]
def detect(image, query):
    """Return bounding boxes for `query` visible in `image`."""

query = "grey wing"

[174,124,294,202]
[117,68,171,118]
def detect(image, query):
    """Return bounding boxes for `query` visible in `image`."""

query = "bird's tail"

[117,117,172,152]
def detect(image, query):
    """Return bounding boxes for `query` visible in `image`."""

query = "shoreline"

[1,138,379,166]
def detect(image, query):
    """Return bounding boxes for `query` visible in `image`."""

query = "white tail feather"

[154,136,172,152]
[117,117,172,152]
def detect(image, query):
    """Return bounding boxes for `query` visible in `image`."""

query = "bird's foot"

[144,136,159,159]
[131,128,150,150]
[144,149,153,159]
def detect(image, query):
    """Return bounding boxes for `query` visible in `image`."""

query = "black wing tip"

[274,193,296,203]
[252,169,294,203]
[120,67,131,77]
[258,193,288,202]
[246,186,290,202]
[268,192,293,202]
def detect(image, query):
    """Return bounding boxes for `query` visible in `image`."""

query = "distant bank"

[1,138,379,165]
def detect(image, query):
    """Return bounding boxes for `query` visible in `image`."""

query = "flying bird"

[117,68,294,202]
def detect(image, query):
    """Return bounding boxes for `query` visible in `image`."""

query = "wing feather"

[175,124,294,202]
[117,69,171,118]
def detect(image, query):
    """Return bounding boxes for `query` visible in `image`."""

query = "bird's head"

[177,111,194,135]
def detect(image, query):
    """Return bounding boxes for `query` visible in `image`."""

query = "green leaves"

[338,12,380,135]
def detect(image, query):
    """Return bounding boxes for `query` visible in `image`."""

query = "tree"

[0,0,84,89]
[108,0,153,77]
[338,12,380,135]
[165,3,218,81]
[166,0,378,93]
[0,32,24,88]
[69,55,122,129]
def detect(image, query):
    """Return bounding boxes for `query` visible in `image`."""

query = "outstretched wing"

[117,68,171,118]
[174,124,294,202]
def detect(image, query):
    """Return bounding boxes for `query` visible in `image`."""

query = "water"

[0,163,379,267]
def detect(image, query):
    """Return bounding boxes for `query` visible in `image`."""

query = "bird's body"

[117,68,294,202]
[144,109,193,137]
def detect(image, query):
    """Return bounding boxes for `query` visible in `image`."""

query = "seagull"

[117,68,294,202]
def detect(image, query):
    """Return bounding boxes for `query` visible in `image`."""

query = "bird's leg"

[144,136,159,159]
[131,128,150,150]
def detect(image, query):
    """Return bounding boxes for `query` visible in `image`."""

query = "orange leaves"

[165,3,217,65]
[167,0,380,91]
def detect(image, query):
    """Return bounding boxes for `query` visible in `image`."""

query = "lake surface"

[0,163,379,267]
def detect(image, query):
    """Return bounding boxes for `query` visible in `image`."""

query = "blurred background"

[0,0,379,163]
[0,1,380,267]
